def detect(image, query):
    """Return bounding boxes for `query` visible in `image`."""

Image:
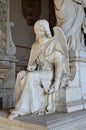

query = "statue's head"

[34,19,51,40]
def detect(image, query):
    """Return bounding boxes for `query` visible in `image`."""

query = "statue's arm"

[54,51,63,91]
[27,43,37,71]
[49,51,63,93]
[54,0,64,10]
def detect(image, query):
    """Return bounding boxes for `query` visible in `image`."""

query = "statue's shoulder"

[31,41,39,49]
[32,41,37,46]
[45,37,64,55]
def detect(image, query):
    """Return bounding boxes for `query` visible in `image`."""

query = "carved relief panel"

[0,0,8,54]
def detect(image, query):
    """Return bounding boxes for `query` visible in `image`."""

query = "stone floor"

[0,109,86,130]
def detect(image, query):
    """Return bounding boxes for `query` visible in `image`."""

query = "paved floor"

[0,109,86,127]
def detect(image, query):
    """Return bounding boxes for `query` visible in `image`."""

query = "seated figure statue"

[8,19,68,120]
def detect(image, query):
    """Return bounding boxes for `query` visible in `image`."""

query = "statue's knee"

[17,70,26,80]
[28,71,38,79]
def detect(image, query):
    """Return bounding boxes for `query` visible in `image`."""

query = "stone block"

[0,88,14,109]
[0,55,17,109]
[1,110,86,130]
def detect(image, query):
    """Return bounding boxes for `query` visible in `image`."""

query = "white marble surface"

[1,110,86,130]
[54,0,86,50]
[8,19,68,120]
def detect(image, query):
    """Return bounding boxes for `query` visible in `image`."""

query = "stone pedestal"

[79,51,86,109]
[1,110,86,130]
[56,50,86,112]
[0,55,17,109]
[0,0,16,109]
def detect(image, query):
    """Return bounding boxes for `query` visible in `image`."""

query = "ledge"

[0,110,86,130]
[0,55,17,63]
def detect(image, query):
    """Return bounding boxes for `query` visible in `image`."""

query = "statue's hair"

[34,19,52,39]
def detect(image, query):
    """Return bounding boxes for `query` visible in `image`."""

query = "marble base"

[56,87,83,112]
[0,110,86,130]
[70,50,86,111]
[56,50,86,113]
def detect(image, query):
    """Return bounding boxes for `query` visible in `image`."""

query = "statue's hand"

[48,83,56,94]
[27,65,35,71]
[44,81,60,97]
[48,81,60,94]
[27,63,37,71]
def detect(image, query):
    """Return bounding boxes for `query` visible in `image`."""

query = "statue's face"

[35,25,45,38]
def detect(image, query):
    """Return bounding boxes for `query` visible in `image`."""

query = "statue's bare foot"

[8,111,19,120]
[46,104,56,114]
[33,108,45,115]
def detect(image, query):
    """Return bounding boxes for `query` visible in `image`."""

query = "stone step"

[0,110,86,130]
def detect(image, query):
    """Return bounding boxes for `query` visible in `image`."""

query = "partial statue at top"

[54,0,86,50]
[8,19,68,120]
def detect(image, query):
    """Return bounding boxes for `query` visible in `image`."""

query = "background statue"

[54,0,86,50]
[8,19,68,120]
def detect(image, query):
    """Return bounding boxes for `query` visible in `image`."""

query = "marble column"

[0,0,16,109]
